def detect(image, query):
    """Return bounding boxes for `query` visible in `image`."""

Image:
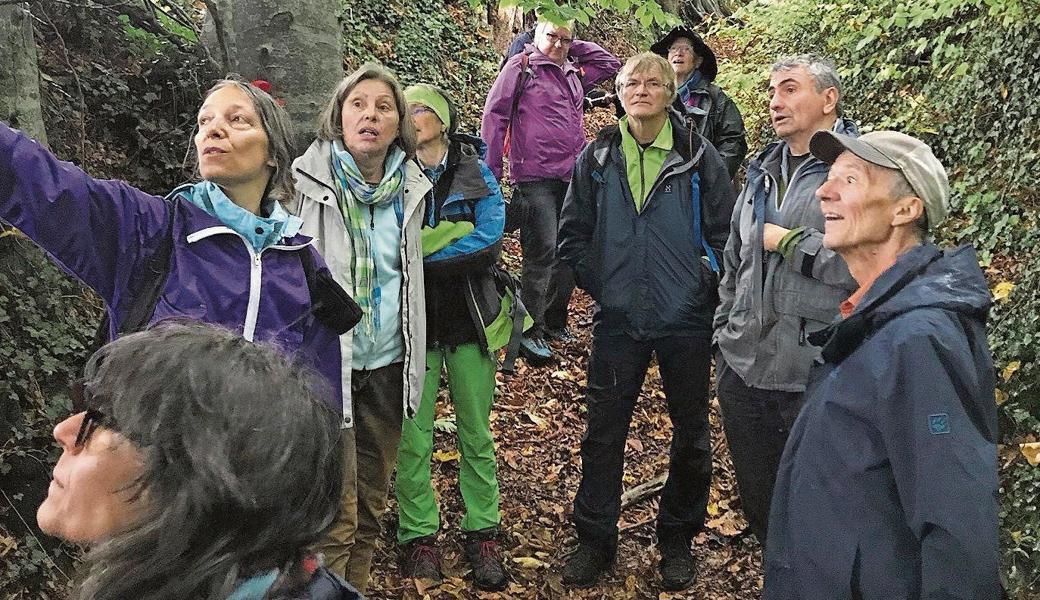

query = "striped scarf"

[330,141,406,335]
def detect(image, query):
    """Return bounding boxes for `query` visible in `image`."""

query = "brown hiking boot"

[400,536,442,581]
[464,528,509,591]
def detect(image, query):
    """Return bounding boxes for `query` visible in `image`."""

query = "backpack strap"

[499,278,530,374]
[690,172,720,273]
[504,51,533,157]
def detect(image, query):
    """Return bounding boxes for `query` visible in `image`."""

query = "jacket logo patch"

[928,413,951,435]
[664,184,673,193]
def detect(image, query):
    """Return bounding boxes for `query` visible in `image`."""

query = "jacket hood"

[450,132,488,161]
[593,113,704,168]
[650,26,717,82]
[815,244,992,364]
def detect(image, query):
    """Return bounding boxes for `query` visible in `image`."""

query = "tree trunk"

[201,0,342,149]
[0,5,47,145]
[491,5,530,55]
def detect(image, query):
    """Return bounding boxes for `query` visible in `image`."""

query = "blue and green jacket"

[421,134,505,348]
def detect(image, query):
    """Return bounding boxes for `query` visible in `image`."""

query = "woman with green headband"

[394,83,510,591]
[291,63,431,594]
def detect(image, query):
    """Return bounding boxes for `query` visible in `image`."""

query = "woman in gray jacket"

[292,62,431,594]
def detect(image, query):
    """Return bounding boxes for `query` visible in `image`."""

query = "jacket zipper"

[400,209,414,419]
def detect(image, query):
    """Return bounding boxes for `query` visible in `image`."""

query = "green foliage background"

[709,0,1039,593]
[340,0,501,132]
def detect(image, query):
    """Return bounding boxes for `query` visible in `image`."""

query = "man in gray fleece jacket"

[712,54,859,545]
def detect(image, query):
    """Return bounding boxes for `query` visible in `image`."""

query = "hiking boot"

[400,536,442,581]
[658,543,696,591]
[562,543,612,588]
[519,335,553,366]
[544,326,576,343]
[464,528,509,591]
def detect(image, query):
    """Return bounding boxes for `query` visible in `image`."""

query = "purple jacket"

[0,123,344,418]
[481,41,620,183]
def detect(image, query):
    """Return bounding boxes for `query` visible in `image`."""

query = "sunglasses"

[69,379,116,448]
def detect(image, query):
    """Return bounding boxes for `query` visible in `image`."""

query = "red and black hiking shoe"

[400,536,442,582]
[464,528,509,591]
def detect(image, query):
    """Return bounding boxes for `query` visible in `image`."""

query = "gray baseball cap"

[810,130,950,229]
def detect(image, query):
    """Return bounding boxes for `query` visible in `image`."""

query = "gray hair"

[72,320,342,600]
[615,52,678,105]
[316,62,417,159]
[771,54,843,114]
[189,79,297,205]
[535,18,578,39]
[885,165,930,239]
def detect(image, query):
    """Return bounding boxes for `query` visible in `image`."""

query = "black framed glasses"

[69,379,115,448]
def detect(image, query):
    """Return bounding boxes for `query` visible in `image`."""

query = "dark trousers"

[573,334,713,554]
[516,178,574,334]
[715,358,804,545]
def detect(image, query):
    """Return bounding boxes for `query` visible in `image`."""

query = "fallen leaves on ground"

[367,238,761,600]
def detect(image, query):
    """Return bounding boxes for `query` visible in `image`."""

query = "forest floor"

[368,244,762,600]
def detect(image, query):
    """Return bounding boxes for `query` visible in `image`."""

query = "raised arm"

[0,122,171,307]
[568,40,621,92]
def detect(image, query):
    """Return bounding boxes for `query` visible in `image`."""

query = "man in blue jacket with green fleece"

[557,52,735,591]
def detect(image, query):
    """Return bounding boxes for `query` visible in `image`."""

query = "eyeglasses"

[622,79,666,91]
[69,379,116,448]
[410,105,434,116]
[545,32,573,46]
[668,44,696,56]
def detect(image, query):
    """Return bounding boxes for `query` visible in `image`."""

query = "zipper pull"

[254,254,261,267]
[369,205,376,230]
[799,317,807,346]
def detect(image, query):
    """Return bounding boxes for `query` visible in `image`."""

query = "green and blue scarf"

[330,141,406,336]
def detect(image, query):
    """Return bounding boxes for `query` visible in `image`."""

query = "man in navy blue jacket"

[557,53,735,591]
[764,130,1000,599]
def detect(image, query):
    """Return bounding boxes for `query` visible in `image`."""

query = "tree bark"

[0,4,47,145]
[201,0,342,148]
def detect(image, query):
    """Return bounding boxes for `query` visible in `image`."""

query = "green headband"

[404,84,451,134]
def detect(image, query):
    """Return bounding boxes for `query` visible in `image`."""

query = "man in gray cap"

[764,130,1000,598]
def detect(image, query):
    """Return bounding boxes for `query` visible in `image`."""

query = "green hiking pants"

[396,343,501,543]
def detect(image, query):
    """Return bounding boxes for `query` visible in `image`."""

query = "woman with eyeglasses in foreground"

[0,78,353,419]
[38,321,361,600]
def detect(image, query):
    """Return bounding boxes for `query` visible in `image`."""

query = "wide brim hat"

[649,26,718,82]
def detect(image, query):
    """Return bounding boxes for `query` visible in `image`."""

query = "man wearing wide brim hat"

[763,130,1001,597]
[648,26,747,179]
